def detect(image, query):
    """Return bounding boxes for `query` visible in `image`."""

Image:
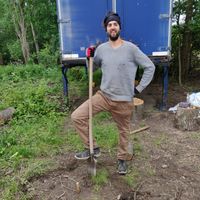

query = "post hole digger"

[87,56,97,176]
[73,47,100,176]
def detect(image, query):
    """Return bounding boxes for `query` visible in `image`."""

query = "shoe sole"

[94,152,101,158]
[117,170,127,175]
[74,152,101,160]
[74,155,90,160]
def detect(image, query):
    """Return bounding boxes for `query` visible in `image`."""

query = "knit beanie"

[103,11,121,30]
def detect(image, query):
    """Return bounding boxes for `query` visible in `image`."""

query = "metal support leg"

[161,63,169,110]
[61,65,68,96]
[84,65,88,76]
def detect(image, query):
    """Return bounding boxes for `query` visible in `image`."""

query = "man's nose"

[110,25,116,29]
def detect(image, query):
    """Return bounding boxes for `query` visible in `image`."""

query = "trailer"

[56,0,173,109]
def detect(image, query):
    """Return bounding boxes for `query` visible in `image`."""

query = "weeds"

[132,135,143,156]
[153,133,169,147]
[91,168,109,189]
[0,64,142,199]
[189,132,200,140]
[0,64,66,199]
[65,112,118,152]
[123,167,140,187]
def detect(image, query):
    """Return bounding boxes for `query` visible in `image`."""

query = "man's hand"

[86,46,95,58]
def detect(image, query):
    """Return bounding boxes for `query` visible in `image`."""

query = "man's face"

[106,21,120,41]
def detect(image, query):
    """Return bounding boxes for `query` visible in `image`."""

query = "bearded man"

[71,11,155,175]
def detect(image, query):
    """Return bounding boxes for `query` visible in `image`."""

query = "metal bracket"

[159,14,171,19]
[57,19,71,23]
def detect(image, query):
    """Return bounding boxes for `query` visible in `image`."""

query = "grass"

[91,168,109,186]
[123,167,140,187]
[152,133,169,147]
[0,64,142,199]
[145,165,156,176]
[0,64,119,199]
[65,111,118,152]
[131,135,143,157]
[189,132,200,140]
[0,64,68,199]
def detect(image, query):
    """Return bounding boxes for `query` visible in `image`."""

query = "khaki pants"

[71,90,133,160]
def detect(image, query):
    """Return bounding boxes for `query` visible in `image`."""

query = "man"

[71,11,155,175]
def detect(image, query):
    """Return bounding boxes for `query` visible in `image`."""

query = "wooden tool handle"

[89,57,94,155]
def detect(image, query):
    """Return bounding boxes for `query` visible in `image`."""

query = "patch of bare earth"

[24,83,200,200]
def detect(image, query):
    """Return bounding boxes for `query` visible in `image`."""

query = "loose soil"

[25,81,200,200]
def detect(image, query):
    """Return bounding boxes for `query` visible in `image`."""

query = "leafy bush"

[0,65,62,117]
[38,44,59,67]
[7,40,23,62]
[68,67,88,82]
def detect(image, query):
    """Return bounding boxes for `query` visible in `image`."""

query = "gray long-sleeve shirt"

[94,41,155,102]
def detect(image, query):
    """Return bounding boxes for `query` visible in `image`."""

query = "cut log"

[0,107,15,125]
[132,98,144,123]
[174,107,200,131]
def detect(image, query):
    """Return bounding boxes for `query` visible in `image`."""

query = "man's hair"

[103,11,121,30]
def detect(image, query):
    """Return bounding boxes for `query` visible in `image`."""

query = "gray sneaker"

[117,159,127,175]
[75,147,101,160]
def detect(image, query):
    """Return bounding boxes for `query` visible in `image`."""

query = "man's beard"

[108,31,120,41]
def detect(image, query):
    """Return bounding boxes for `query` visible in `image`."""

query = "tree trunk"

[181,0,194,80]
[0,54,3,65]
[30,21,39,59]
[12,1,30,64]
[178,39,182,86]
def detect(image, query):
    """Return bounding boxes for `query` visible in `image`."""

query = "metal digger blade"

[87,155,97,176]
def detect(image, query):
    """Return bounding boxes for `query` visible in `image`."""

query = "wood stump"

[0,107,15,125]
[132,98,144,123]
[174,107,200,131]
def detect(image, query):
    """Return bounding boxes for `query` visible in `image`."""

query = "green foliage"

[64,130,84,151]
[94,125,118,150]
[0,64,68,199]
[68,67,88,82]
[0,1,16,64]
[123,167,140,187]
[65,112,118,152]
[0,65,61,117]
[91,169,109,186]
[172,0,200,79]
[7,40,23,62]
[132,136,143,157]
[93,68,102,86]
[26,0,58,49]
[191,0,200,50]
[0,64,65,160]
[0,64,143,199]
[38,44,59,67]
[23,159,57,181]
[152,133,168,147]
[0,0,58,64]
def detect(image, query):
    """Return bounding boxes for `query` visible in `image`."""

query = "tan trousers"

[71,90,133,160]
